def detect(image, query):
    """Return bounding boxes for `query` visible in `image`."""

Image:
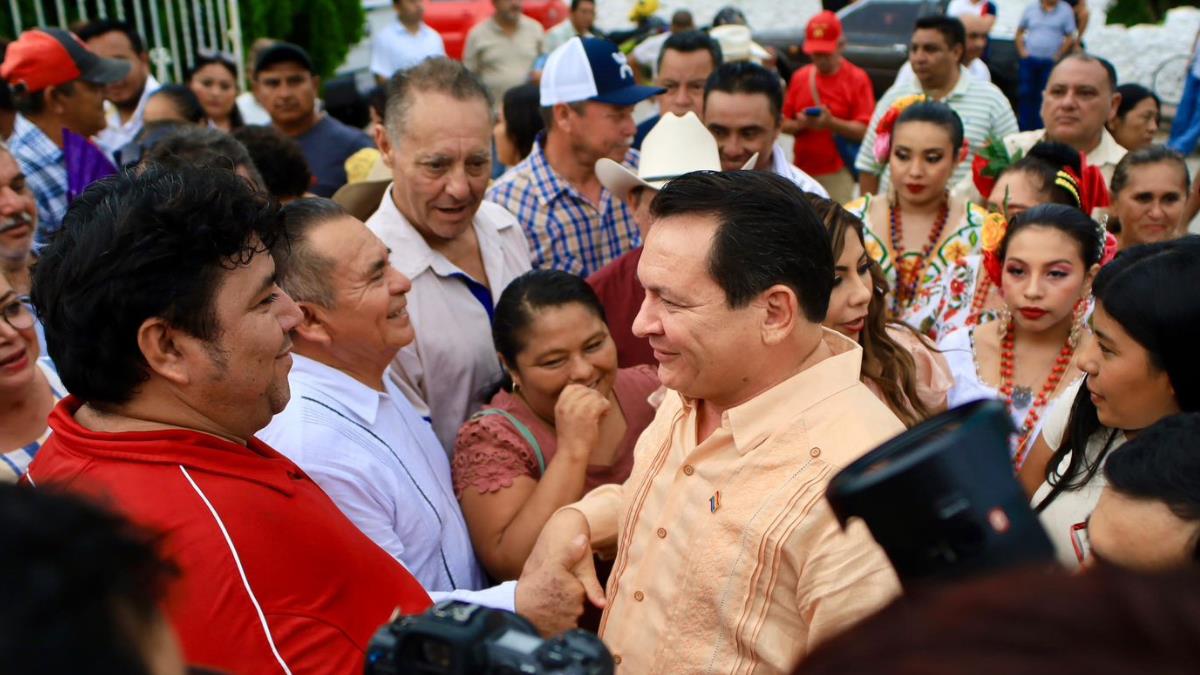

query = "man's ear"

[375,124,394,166]
[759,284,800,346]
[136,317,196,387]
[1108,92,1123,122]
[293,302,334,345]
[312,75,322,92]
[553,102,575,134]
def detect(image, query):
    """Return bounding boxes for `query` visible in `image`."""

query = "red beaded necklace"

[968,273,992,327]
[1000,317,1076,468]
[888,196,949,314]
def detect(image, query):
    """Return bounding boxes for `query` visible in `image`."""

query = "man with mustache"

[0,141,36,294]
[366,58,531,452]
[253,42,372,197]
[488,37,663,277]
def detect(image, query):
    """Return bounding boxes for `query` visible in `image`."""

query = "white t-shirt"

[947,0,993,17]
[370,21,446,78]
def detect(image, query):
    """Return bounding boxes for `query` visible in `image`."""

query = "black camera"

[365,600,614,675]
[826,399,1056,589]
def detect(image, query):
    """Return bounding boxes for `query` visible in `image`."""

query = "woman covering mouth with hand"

[451,269,660,581]
[808,195,950,428]
[939,203,1116,468]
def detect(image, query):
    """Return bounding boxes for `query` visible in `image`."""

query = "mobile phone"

[804,107,822,117]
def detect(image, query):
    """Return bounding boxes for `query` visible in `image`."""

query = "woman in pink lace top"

[451,270,659,580]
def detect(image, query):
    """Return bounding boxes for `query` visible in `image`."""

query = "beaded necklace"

[999,317,1076,468]
[888,196,949,314]
[968,273,992,327]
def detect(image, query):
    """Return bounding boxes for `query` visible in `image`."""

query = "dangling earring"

[996,302,1012,329]
[1069,298,1087,350]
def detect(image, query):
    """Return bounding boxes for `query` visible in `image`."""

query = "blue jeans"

[1018,57,1055,131]
[1168,73,1200,155]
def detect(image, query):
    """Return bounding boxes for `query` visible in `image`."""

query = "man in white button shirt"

[367,58,531,452]
[77,20,159,156]
[260,198,508,605]
[370,0,446,83]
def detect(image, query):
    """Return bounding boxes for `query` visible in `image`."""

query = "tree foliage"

[1106,0,1194,26]
[3,0,364,81]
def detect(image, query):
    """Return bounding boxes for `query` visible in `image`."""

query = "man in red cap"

[781,11,875,204]
[0,28,128,248]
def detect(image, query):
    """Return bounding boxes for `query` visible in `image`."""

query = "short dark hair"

[913,15,966,50]
[1111,144,1190,198]
[570,0,595,10]
[232,125,313,200]
[650,171,833,320]
[1002,203,1104,269]
[12,82,73,117]
[893,100,965,152]
[704,61,783,123]
[30,166,282,407]
[0,484,178,675]
[1114,83,1160,121]
[1056,52,1118,92]
[385,57,492,139]
[75,19,146,54]
[491,269,607,394]
[147,84,205,124]
[142,126,266,191]
[273,198,345,308]
[1104,413,1200,562]
[657,30,723,70]
[502,82,545,160]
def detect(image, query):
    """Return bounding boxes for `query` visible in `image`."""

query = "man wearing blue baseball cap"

[488,36,664,277]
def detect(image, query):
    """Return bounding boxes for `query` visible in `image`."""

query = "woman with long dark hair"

[1020,236,1200,567]
[845,100,987,319]
[451,269,659,580]
[186,51,244,132]
[939,203,1115,467]
[807,195,950,428]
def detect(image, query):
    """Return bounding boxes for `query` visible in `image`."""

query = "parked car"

[425,0,569,60]
[754,0,1018,107]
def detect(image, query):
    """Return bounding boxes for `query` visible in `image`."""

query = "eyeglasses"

[1,295,35,332]
[1070,520,1091,565]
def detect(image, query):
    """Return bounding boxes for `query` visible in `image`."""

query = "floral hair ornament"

[980,210,1009,286]
[971,136,1017,199]
[1095,215,1119,268]
[873,94,928,164]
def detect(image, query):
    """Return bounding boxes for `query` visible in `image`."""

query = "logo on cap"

[611,52,634,82]
[813,26,826,38]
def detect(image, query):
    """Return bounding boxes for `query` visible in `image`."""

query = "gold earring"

[1069,299,1086,350]
[997,303,1012,328]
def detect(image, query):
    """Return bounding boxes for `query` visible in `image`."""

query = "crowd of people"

[2,1,1200,673]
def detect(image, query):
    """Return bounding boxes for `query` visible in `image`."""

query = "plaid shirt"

[9,115,67,249]
[487,134,641,277]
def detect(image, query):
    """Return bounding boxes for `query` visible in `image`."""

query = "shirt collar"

[946,65,973,100]
[105,74,160,132]
[12,114,63,160]
[678,329,866,456]
[524,132,641,209]
[368,187,512,280]
[1090,129,1127,167]
[288,354,387,426]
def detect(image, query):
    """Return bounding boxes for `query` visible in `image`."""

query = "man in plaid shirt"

[1,28,128,248]
[488,37,663,277]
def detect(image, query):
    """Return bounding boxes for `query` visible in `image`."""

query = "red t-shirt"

[782,61,876,176]
[587,246,654,368]
[25,397,433,675]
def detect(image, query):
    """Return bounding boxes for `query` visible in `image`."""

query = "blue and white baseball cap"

[540,37,665,107]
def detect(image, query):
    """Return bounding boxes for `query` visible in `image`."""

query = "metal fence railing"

[5,0,245,88]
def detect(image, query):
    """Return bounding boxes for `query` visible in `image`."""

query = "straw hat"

[709,24,770,64]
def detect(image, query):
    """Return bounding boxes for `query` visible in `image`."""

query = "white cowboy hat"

[709,24,771,64]
[596,111,756,201]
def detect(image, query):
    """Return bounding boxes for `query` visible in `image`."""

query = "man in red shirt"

[781,11,875,203]
[24,166,593,674]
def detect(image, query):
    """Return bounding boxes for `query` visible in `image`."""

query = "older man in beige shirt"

[523,170,903,674]
[463,0,545,107]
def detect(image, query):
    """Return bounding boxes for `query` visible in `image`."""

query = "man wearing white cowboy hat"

[587,111,754,368]
[709,24,770,65]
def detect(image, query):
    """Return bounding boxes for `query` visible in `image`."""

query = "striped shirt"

[487,133,642,277]
[855,66,1018,196]
[1,357,67,482]
[9,115,68,249]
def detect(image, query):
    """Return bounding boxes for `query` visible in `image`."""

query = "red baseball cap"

[803,11,844,55]
[0,28,131,93]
